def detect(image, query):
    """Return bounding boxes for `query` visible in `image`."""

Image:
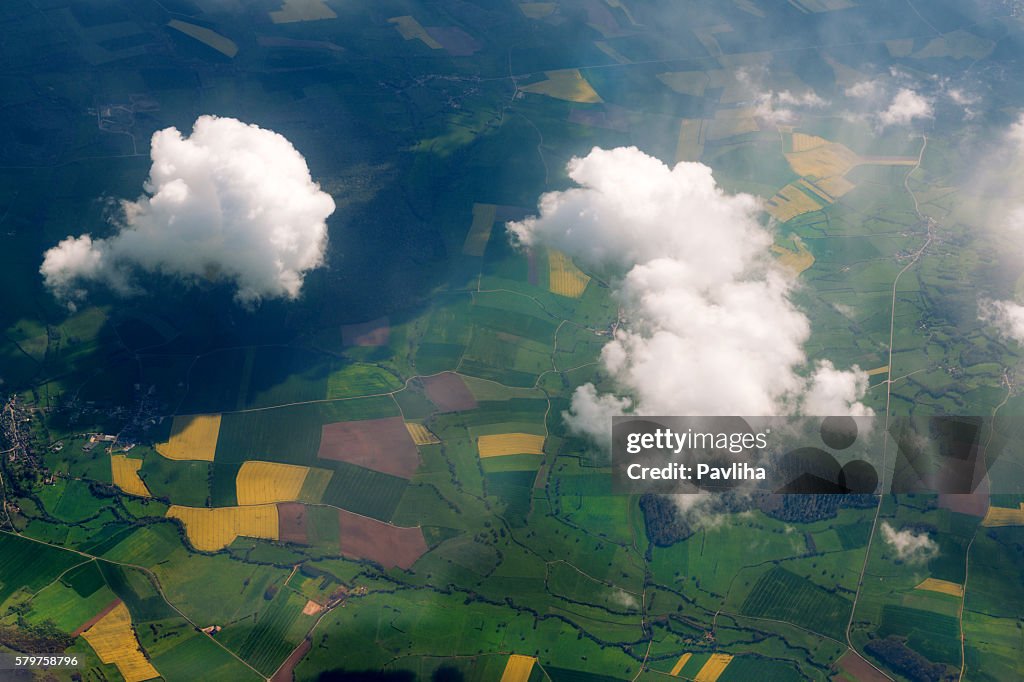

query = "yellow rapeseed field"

[110,455,150,498]
[521,70,602,103]
[669,652,692,676]
[236,461,310,505]
[981,504,1024,527]
[388,16,443,49]
[500,655,536,682]
[815,175,856,199]
[771,235,815,276]
[167,504,279,551]
[915,577,964,598]
[81,602,159,682]
[405,422,440,445]
[462,203,497,256]
[785,139,860,179]
[478,433,546,457]
[765,183,823,222]
[694,653,733,682]
[167,20,238,58]
[156,414,221,462]
[548,249,590,298]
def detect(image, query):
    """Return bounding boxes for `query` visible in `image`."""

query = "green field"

[740,567,853,641]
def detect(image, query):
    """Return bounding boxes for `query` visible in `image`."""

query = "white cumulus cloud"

[507,146,871,444]
[980,298,1024,343]
[880,521,938,564]
[878,88,934,128]
[41,115,335,308]
[754,89,829,126]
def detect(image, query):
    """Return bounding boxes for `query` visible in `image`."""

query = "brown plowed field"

[317,416,420,478]
[338,509,428,570]
[421,372,477,412]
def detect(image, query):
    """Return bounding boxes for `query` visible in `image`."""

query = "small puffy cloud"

[1010,114,1024,147]
[878,88,933,128]
[507,146,871,446]
[880,521,938,564]
[845,80,884,100]
[979,298,1024,343]
[40,115,335,308]
[754,89,829,126]
[800,360,874,416]
[844,79,934,129]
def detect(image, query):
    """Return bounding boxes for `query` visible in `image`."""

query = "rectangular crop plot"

[236,461,320,505]
[500,654,536,682]
[317,416,420,478]
[338,509,428,570]
[405,422,440,445]
[156,414,221,461]
[915,577,964,598]
[167,504,279,551]
[478,433,546,457]
[462,203,497,256]
[421,372,478,412]
[739,566,852,641]
[278,502,308,544]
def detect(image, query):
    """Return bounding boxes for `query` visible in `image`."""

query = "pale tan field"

[734,0,766,17]
[500,655,536,682]
[518,2,556,18]
[405,422,440,445]
[982,504,1024,527]
[705,107,758,140]
[766,183,823,222]
[771,235,815,275]
[81,603,159,682]
[110,455,150,498]
[269,0,337,23]
[167,20,237,57]
[605,0,637,24]
[913,30,993,60]
[815,175,856,198]
[694,653,733,682]
[478,433,546,457]
[657,71,708,97]
[675,118,706,162]
[595,41,632,64]
[521,70,602,103]
[797,178,833,203]
[669,652,692,676]
[548,249,590,297]
[167,504,278,551]
[786,137,861,178]
[886,39,915,57]
[866,365,890,376]
[388,16,443,49]
[156,414,221,461]
[915,577,964,598]
[462,203,497,256]
[789,0,855,12]
[236,461,310,505]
